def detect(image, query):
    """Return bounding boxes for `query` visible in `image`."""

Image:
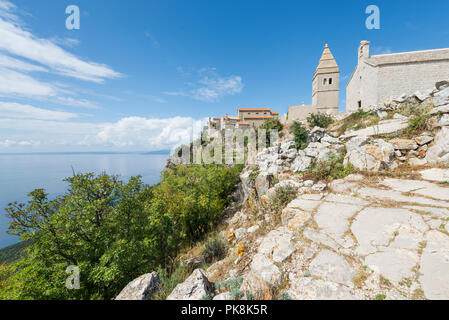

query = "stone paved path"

[240,169,449,300]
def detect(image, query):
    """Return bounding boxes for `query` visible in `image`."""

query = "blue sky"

[1,0,449,152]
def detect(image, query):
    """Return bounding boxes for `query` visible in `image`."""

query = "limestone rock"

[346,139,396,171]
[309,250,355,286]
[436,80,449,91]
[116,272,160,300]
[167,269,214,300]
[235,228,247,240]
[409,158,427,167]
[291,153,312,172]
[288,277,362,300]
[390,138,418,151]
[248,253,281,286]
[258,227,295,263]
[255,173,272,197]
[342,119,408,139]
[213,292,231,300]
[308,127,327,143]
[414,135,434,146]
[419,231,449,299]
[240,170,253,201]
[426,127,449,165]
[429,104,449,115]
[419,168,449,182]
[433,87,449,107]
[439,114,449,126]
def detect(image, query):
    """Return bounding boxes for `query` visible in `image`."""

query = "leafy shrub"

[271,185,297,210]
[336,109,372,135]
[3,164,243,300]
[201,239,227,264]
[306,149,353,182]
[153,264,193,300]
[281,292,292,300]
[215,277,244,300]
[290,121,309,150]
[307,112,334,128]
[249,168,259,185]
[406,114,432,135]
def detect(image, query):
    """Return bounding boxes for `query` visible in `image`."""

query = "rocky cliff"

[118,81,449,300]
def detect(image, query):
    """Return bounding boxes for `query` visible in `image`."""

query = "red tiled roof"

[238,108,271,112]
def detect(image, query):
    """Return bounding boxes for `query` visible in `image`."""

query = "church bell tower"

[312,43,340,114]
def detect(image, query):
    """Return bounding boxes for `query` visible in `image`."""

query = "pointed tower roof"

[314,43,339,78]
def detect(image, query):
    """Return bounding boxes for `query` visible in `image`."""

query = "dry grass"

[352,269,370,289]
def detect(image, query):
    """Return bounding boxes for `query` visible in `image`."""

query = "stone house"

[346,41,449,112]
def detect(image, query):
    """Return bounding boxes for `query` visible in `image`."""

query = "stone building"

[288,44,340,122]
[346,40,449,112]
[210,108,279,130]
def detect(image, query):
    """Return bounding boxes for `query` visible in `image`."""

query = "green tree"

[3,165,243,300]
[307,112,334,128]
[290,121,309,150]
[5,173,152,300]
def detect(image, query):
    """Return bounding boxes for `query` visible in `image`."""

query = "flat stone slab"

[382,178,449,201]
[357,187,449,208]
[315,202,363,240]
[324,194,369,206]
[258,227,295,263]
[351,207,428,255]
[328,180,360,194]
[419,231,449,299]
[342,119,408,139]
[404,205,449,220]
[287,277,362,300]
[303,228,339,251]
[309,250,355,286]
[365,248,419,283]
[419,168,449,182]
[287,198,322,213]
[248,253,281,285]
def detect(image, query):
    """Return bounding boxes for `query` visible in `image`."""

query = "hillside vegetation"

[0,164,242,300]
[0,240,31,264]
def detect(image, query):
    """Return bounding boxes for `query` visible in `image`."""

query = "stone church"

[288,44,340,122]
[346,41,449,112]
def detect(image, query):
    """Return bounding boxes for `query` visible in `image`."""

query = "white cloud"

[50,37,81,48]
[0,116,206,152]
[0,67,56,97]
[164,68,244,102]
[0,53,47,72]
[0,2,121,83]
[0,139,40,148]
[94,116,205,150]
[0,102,79,120]
[193,75,243,102]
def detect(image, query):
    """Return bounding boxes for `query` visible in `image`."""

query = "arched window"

[323,78,327,85]
[329,78,332,85]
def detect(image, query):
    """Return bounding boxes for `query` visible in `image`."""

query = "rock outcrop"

[166,269,215,300]
[123,80,449,301]
[115,272,160,300]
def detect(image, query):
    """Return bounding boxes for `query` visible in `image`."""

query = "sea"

[0,152,169,248]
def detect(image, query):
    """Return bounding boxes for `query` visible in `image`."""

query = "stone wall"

[287,105,319,123]
[376,60,449,105]
[346,42,449,113]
